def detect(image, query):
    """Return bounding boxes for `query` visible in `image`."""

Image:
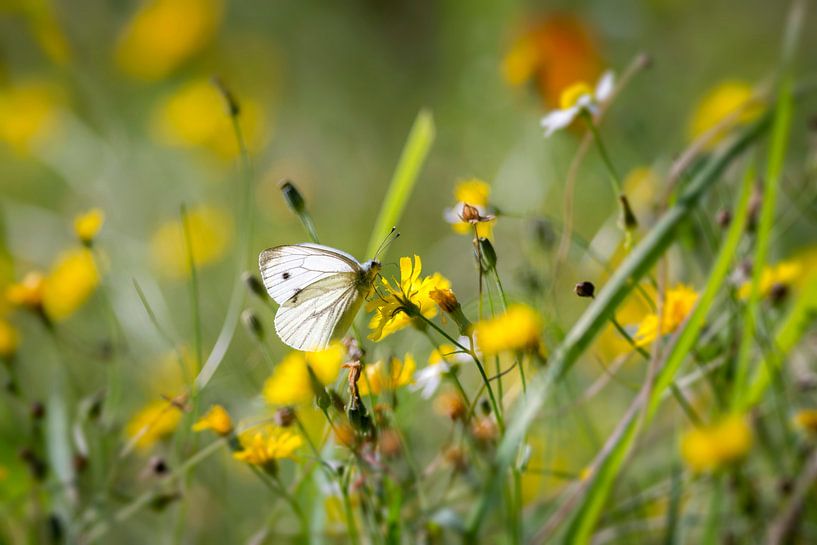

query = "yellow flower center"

[559,81,593,109]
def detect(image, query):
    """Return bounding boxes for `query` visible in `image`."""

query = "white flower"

[540,71,615,138]
[411,362,449,399]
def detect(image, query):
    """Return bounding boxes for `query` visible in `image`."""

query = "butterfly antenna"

[373,227,400,261]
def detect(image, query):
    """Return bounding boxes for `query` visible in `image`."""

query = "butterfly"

[258,243,382,352]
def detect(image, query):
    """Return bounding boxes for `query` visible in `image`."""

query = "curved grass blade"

[365,109,435,259]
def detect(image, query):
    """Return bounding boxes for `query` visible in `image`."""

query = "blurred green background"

[0,0,815,542]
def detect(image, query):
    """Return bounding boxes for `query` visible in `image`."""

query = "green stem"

[180,204,203,374]
[584,113,623,196]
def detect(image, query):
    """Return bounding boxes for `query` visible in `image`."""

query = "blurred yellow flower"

[623,167,659,217]
[0,79,63,154]
[125,398,183,451]
[42,248,100,321]
[680,414,752,473]
[151,78,267,159]
[367,255,451,341]
[263,342,345,405]
[793,409,817,435]
[115,0,223,80]
[233,425,302,468]
[475,304,542,356]
[358,354,416,396]
[688,81,762,149]
[192,404,233,436]
[74,208,105,245]
[738,260,801,300]
[429,343,458,365]
[633,284,698,347]
[19,0,72,66]
[150,205,233,279]
[0,319,19,358]
[502,14,603,108]
[6,272,46,310]
[445,179,494,238]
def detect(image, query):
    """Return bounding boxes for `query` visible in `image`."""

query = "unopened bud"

[618,195,638,231]
[769,283,789,305]
[242,272,267,299]
[379,429,402,458]
[307,365,331,411]
[280,180,306,214]
[241,309,264,341]
[471,417,498,444]
[211,76,241,117]
[574,281,595,298]
[434,391,466,421]
[478,237,497,270]
[149,456,169,475]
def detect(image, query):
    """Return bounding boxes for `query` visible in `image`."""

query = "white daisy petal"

[595,70,615,102]
[540,107,579,138]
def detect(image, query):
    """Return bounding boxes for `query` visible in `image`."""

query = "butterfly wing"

[259,243,360,304]
[273,272,364,351]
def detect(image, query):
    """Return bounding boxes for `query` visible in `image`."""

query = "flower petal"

[540,107,579,137]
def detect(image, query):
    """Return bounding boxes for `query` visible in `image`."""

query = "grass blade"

[365,109,435,259]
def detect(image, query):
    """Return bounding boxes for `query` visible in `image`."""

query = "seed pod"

[280,180,306,214]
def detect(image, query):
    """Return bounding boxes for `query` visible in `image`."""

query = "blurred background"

[1,0,815,542]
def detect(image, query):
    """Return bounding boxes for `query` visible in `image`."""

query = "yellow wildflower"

[192,404,232,436]
[6,272,46,310]
[233,425,302,468]
[125,399,183,451]
[0,319,19,358]
[793,409,817,435]
[367,255,451,341]
[445,179,494,238]
[115,0,223,80]
[501,14,602,108]
[358,354,416,396]
[738,260,801,300]
[263,342,345,405]
[0,79,63,154]
[150,205,233,279]
[151,78,267,159]
[42,248,100,321]
[474,304,542,356]
[680,414,752,473]
[632,285,698,347]
[688,81,762,149]
[429,344,459,365]
[74,208,105,245]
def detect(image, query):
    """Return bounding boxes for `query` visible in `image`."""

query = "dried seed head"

[444,446,467,471]
[460,203,482,223]
[574,281,595,298]
[430,288,459,313]
[434,391,466,421]
[274,406,296,428]
[471,417,498,444]
[379,429,402,458]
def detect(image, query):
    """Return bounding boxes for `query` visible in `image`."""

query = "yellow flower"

[0,319,19,358]
[680,414,752,473]
[125,398,183,451]
[688,81,762,149]
[445,179,494,238]
[738,260,801,300]
[115,0,223,80]
[233,425,302,467]
[151,78,267,159]
[42,248,100,321]
[74,208,105,245]
[0,79,63,154]
[6,272,46,310]
[474,304,542,356]
[263,342,345,405]
[501,14,603,108]
[632,285,698,347]
[367,255,451,342]
[429,344,459,365]
[357,354,416,396]
[149,205,233,279]
[192,404,232,436]
[793,409,817,435]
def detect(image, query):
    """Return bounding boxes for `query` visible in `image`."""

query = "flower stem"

[584,114,623,196]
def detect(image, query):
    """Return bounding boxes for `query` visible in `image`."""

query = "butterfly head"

[362,259,382,277]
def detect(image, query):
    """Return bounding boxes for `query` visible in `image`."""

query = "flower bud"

[460,203,482,223]
[618,195,638,231]
[241,309,264,341]
[574,281,595,298]
[434,391,466,421]
[478,237,497,270]
[280,180,306,214]
[242,272,267,299]
[715,209,732,229]
[211,76,241,117]
[307,365,331,411]
[430,288,472,335]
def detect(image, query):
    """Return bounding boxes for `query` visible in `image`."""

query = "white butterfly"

[258,243,382,352]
